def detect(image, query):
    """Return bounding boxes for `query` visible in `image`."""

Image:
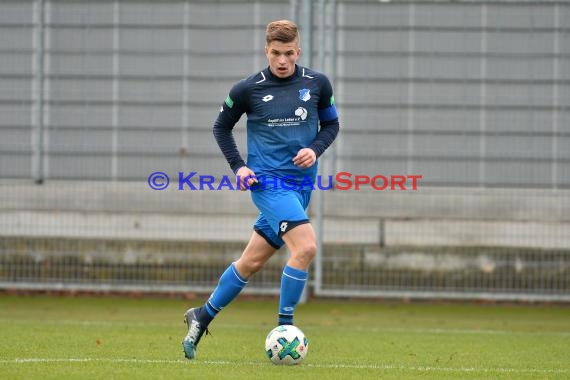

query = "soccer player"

[182,19,340,359]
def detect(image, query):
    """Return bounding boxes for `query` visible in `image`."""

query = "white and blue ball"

[265,325,309,365]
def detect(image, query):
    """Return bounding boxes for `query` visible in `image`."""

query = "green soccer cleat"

[182,308,208,359]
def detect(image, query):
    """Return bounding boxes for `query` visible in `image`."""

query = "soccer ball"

[265,325,309,365]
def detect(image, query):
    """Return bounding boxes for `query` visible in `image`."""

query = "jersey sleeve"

[317,75,339,122]
[309,74,340,158]
[212,80,249,173]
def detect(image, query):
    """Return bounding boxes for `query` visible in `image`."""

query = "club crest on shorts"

[298,89,310,102]
[280,222,288,232]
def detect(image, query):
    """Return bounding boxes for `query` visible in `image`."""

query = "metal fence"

[0,0,569,301]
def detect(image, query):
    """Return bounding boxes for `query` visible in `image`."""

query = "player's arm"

[294,76,340,168]
[213,82,257,190]
[308,117,339,158]
[309,75,340,157]
[213,83,246,172]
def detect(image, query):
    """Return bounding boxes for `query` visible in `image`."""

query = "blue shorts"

[251,188,312,249]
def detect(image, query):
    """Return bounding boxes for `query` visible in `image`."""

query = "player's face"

[265,40,301,78]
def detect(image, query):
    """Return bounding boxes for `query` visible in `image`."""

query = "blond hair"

[265,20,300,45]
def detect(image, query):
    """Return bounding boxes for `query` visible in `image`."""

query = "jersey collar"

[265,65,300,82]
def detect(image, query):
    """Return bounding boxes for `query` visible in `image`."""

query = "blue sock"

[201,263,248,325]
[278,265,308,325]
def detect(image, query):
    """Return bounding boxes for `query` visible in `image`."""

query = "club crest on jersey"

[299,89,311,102]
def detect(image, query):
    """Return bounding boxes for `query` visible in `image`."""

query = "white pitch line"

[1,319,568,337]
[0,358,568,375]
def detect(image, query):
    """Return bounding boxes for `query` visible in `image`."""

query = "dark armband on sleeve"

[308,118,340,158]
[213,108,246,174]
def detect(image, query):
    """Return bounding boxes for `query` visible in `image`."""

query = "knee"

[248,259,266,275]
[292,243,317,266]
[235,258,265,278]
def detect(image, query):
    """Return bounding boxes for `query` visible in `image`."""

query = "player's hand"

[293,148,316,168]
[235,166,258,191]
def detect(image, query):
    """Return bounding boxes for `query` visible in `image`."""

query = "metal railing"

[1,0,569,301]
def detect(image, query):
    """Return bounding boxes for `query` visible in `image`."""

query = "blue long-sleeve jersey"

[213,65,339,185]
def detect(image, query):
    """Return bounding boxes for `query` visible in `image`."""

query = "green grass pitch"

[0,294,569,379]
